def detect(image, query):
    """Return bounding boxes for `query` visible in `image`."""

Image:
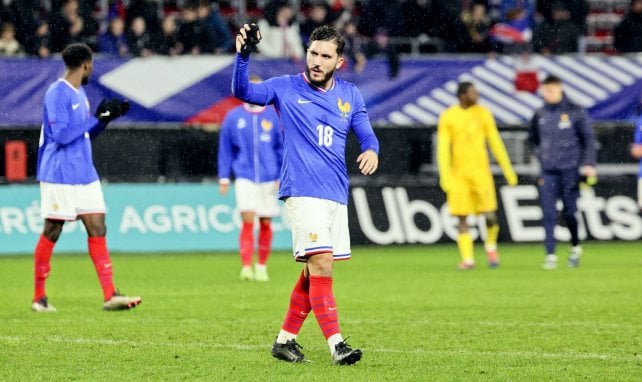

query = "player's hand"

[630,144,642,159]
[236,23,261,55]
[95,98,130,123]
[219,183,229,196]
[357,150,378,175]
[580,165,597,178]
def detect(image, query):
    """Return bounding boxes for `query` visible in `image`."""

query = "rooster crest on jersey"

[309,233,318,242]
[261,119,273,131]
[337,98,351,119]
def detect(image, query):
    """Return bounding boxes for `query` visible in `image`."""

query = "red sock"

[309,275,340,339]
[257,220,272,265]
[239,222,254,267]
[281,270,311,335]
[33,235,55,302]
[88,236,116,301]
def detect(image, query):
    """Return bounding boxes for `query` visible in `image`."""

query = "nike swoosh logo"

[328,307,336,311]
[297,98,313,104]
[72,103,80,110]
[300,311,308,315]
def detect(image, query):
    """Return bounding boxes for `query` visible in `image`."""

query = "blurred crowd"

[1,0,641,68]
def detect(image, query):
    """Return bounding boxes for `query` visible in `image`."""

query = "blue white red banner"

[1,55,641,127]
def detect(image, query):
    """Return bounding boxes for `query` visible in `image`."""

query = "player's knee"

[484,212,498,226]
[43,221,64,242]
[87,224,107,237]
[307,253,333,276]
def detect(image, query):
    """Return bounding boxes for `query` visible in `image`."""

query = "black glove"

[239,23,261,56]
[95,98,130,123]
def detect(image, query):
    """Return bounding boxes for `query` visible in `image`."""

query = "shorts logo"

[308,232,318,242]
[53,202,59,211]
[337,98,351,119]
[261,119,273,132]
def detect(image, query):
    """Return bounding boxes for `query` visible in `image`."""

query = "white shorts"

[40,181,106,221]
[638,178,642,208]
[234,178,280,217]
[284,196,351,262]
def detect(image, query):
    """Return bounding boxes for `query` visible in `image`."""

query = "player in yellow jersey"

[437,82,517,270]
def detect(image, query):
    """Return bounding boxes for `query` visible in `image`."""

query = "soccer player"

[232,24,379,365]
[218,77,283,282]
[529,75,596,270]
[631,114,642,210]
[437,82,517,270]
[32,43,141,312]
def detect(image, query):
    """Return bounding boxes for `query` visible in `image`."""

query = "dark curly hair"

[309,25,345,55]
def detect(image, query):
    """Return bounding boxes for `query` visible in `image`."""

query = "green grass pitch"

[1,242,640,381]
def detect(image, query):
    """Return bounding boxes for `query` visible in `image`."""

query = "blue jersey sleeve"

[635,117,642,144]
[217,111,236,180]
[232,53,278,106]
[576,109,596,166]
[46,88,99,145]
[350,88,379,154]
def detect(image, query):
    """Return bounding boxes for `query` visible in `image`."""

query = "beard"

[305,65,335,88]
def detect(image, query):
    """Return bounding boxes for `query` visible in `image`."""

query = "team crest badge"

[53,202,59,211]
[261,119,273,132]
[337,98,351,119]
[558,113,571,129]
[308,232,318,242]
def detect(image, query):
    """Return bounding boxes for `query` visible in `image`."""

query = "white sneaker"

[31,297,56,313]
[103,292,142,311]
[542,254,558,270]
[254,264,269,282]
[568,245,582,268]
[239,266,254,281]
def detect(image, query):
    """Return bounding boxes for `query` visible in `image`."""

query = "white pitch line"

[0,335,634,361]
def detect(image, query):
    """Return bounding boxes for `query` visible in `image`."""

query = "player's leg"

[539,172,560,269]
[77,181,140,310]
[32,218,64,312]
[447,177,475,269]
[482,211,500,268]
[560,170,581,267]
[255,217,272,281]
[255,180,279,281]
[235,179,258,280]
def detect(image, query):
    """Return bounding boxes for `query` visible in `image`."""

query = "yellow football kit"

[437,104,517,216]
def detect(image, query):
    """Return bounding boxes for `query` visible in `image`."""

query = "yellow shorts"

[446,174,497,216]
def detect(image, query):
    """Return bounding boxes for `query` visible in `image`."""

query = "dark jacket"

[529,98,596,171]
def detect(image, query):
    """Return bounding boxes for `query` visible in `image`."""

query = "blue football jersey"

[218,104,283,183]
[232,54,379,204]
[37,79,101,184]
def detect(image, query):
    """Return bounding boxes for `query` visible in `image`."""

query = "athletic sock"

[88,236,116,301]
[457,232,474,264]
[278,270,311,343]
[239,221,254,267]
[485,224,499,252]
[309,275,340,340]
[257,220,272,265]
[33,235,55,302]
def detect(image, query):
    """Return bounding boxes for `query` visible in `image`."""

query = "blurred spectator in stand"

[177,3,216,54]
[2,0,39,45]
[340,18,367,73]
[127,16,155,57]
[301,1,333,46]
[257,0,304,60]
[197,0,234,53]
[332,0,359,31]
[614,0,642,53]
[126,0,161,36]
[488,0,535,53]
[25,19,52,58]
[431,0,470,52]
[98,17,129,57]
[401,0,434,41]
[461,2,493,53]
[537,0,588,33]
[532,3,581,54]
[156,15,181,55]
[50,0,94,53]
[0,22,23,56]
[360,0,403,77]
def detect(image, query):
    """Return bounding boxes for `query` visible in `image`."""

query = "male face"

[81,58,93,85]
[464,86,479,105]
[305,40,344,88]
[540,82,563,104]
